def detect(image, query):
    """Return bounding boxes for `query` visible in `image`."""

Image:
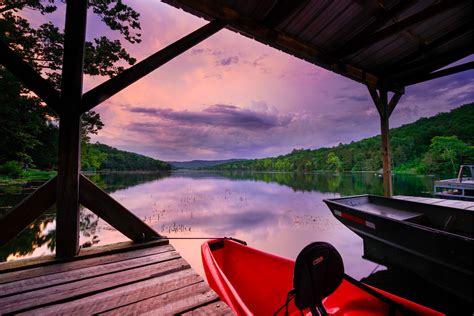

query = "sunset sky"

[28,1,474,161]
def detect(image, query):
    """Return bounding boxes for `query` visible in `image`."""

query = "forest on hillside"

[208,103,474,175]
[83,143,171,171]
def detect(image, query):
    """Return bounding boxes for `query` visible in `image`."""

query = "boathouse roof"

[163,0,473,92]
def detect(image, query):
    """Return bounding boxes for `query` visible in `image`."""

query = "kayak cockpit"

[202,239,443,316]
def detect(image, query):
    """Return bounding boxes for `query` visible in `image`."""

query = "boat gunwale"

[323,195,474,241]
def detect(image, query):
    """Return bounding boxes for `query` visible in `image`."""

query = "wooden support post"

[0,177,57,247]
[55,0,88,258]
[79,175,160,241]
[368,87,403,197]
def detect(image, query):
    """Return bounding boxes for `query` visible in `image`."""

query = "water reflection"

[0,171,437,280]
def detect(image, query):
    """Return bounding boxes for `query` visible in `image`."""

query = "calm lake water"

[0,171,438,280]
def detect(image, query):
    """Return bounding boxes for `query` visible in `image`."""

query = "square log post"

[368,87,403,197]
[56,0,88,258]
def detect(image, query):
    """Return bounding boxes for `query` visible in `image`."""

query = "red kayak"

[202,239,443,316]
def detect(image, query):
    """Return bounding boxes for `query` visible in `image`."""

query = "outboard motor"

[293,242,344,316]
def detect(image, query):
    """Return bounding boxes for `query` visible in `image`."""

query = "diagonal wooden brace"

[0,40,61,114]
[79,175,161,241]
[0,177,57,247]
[80,19,226,113]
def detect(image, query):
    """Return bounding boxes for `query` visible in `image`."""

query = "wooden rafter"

[404,62,474,86]
[382,22,472,76]
[162,0,396,92]
[331,0,418,59]
[0,177,57,247]
[0,40,61,114]
[262,0,309,28]
[335,0,464,59]
[80,20,226,113]
[389,45,473,83]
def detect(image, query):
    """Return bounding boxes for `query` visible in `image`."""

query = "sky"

[25,1,474,161]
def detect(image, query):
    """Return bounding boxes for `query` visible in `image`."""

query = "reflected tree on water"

[0,207,100,261]
[0,214,55,261]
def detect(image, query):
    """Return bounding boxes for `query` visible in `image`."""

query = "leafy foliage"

[209,103,474,175]
[88,143,171,171]
[0,161,24,177]
[0,0,143,175]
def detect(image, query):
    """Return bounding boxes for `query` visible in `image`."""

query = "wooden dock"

[394,195,474,210]
[0,239,233,315]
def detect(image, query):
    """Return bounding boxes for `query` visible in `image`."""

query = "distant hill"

[168,159,245,169]
[209,103,474,174]
[87,143,172,171]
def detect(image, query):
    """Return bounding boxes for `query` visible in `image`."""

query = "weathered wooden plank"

[0,250,179,296]
[0,239,168,275]
[80,20,225,112]
[0,257,190,314]
[79,175,161,241]
[55,0,88,259]
[23,268,202,315]
[0,40,61,113]
[0,177,56,247]
[100,281,219,315]
[182,301,234,315]
[0,243,173,284]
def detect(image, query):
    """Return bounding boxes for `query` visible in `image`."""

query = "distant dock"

[0,240,232,315]
[433,165,474,201]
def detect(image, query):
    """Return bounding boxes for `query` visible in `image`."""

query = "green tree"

[326,152,342,172]
[422,136,472,174]
[0,1,141,171]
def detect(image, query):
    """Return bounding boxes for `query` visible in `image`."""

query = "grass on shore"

[0,170,56,185]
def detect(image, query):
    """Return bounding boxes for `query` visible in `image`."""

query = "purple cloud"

[129,104,293,130]
[219,56,239,66]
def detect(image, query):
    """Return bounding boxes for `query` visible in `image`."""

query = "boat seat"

[293,242,344,315]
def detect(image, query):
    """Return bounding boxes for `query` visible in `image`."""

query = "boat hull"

[324,195,473,303]
[202,238,442,316]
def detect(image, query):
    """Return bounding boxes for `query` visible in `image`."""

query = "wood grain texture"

[0,250,179,296]
[100,281,219,315]
[0,257,189,314]
[1,240,231,315]
[182,301,235,315]
[0,239,169,274]
[24,268,202,315]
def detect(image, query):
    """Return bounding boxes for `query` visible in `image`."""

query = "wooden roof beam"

[81,20,226,113]
[331,0,416,58]
[404,61,474,86]
[382,22,472,76]
[388,45,473,82]
[0,40,61,114]
[335,0,464,59]
[261,0,309,28]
